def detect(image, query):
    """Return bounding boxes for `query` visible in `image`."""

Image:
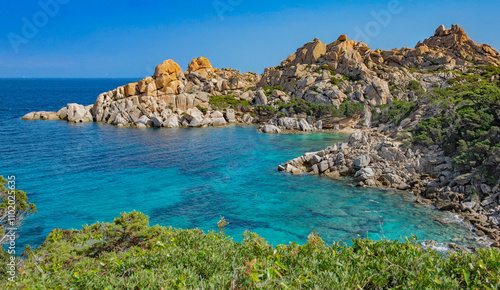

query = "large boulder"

[355,167,375,181]
[154,59,183,78]
[225,108,236,123]
[187,56,213,72]
[67,103,93,123]
[22,112,37,120]
[299,119,312,131]
[57,107,68,120]
[40,111,59,120]
[163,114,179,128]
[242,114,254,124]
[254,90,268,105]
[260,125,281,134]
[353,155,370,169]
[184,107,204,123]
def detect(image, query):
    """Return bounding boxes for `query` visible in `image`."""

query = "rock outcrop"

[259,24,499,123]
[281,130,500,247]
[23,57,261,128]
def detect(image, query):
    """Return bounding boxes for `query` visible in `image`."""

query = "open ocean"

[0,78,479,252]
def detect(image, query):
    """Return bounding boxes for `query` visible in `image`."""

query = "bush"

[373,100,417,126]
[196,105,208,114]
[262,85,283,97]
[406,80,425,96]
[255,105,276,116]
[339,101,364,117]
[209,95,250,110]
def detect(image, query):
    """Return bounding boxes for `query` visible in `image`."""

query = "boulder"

[242,114,254,124]
[211,110,224,119]
[57,107,68,120]
[299,119,312,131]
[136,115,153,127]
[67,103,93,123]
[454,173,472,186]
[353,154,370,169]
[40,111,59,120]
[261,125,281,134]
[212,117,227,126]
[355,167,375,181]
[154,59,183,78]
[187,56,213,72]
[255,90,268,105]
[22,112,37,120]
[225,108,236,123]
[184,107,204,122]
[151,116,163,127]
[163,115,179,128]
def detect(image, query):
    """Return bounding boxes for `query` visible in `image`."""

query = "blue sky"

[1,0,499,78]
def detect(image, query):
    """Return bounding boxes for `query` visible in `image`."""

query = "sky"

[1,0,499,78]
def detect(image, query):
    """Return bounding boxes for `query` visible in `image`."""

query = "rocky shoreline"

[279,130,500,248]
[21,24,500,250]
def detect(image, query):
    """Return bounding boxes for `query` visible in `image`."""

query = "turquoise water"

[0,79,478,251]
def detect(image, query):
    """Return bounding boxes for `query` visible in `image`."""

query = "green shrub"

[315,65,336,76]
[262,85,283,97]
[209,95,250,110]
[406,80,425,96]
[196,105,208,114]
[255,105,277,116]
[373,100,417,126]
[331,77,344,86]
[339,101,364,117]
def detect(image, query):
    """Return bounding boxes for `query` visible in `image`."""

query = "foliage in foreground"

[4,212,500,289]
[0,176,37,244]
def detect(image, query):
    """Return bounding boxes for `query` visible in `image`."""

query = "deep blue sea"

[0,79,479,252]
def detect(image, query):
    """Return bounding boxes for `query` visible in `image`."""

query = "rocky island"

[23,24,500,248]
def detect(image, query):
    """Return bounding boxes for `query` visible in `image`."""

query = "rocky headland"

[23,24,500,248]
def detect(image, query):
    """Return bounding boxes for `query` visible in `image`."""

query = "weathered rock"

[353,154,370,169]
[67,103,93,123]
[260,125,281,134]
[299,119,312,131]
[151,116,163,127]
[211,117,227,126]
[355,167,375,181]
[136,115,153,127]
[57,107,68,120]
[154,59,183,78]
[242,114,254,124]
[22,112,37,120]
[225,108,236,123]
[163,115,179,128]
[454,173,472,186]
[461,201,476,212]
[255,90,268,105]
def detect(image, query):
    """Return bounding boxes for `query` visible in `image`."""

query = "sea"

[0,78,480,253]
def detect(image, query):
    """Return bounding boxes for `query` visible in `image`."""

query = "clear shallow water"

[0,79,478,251]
